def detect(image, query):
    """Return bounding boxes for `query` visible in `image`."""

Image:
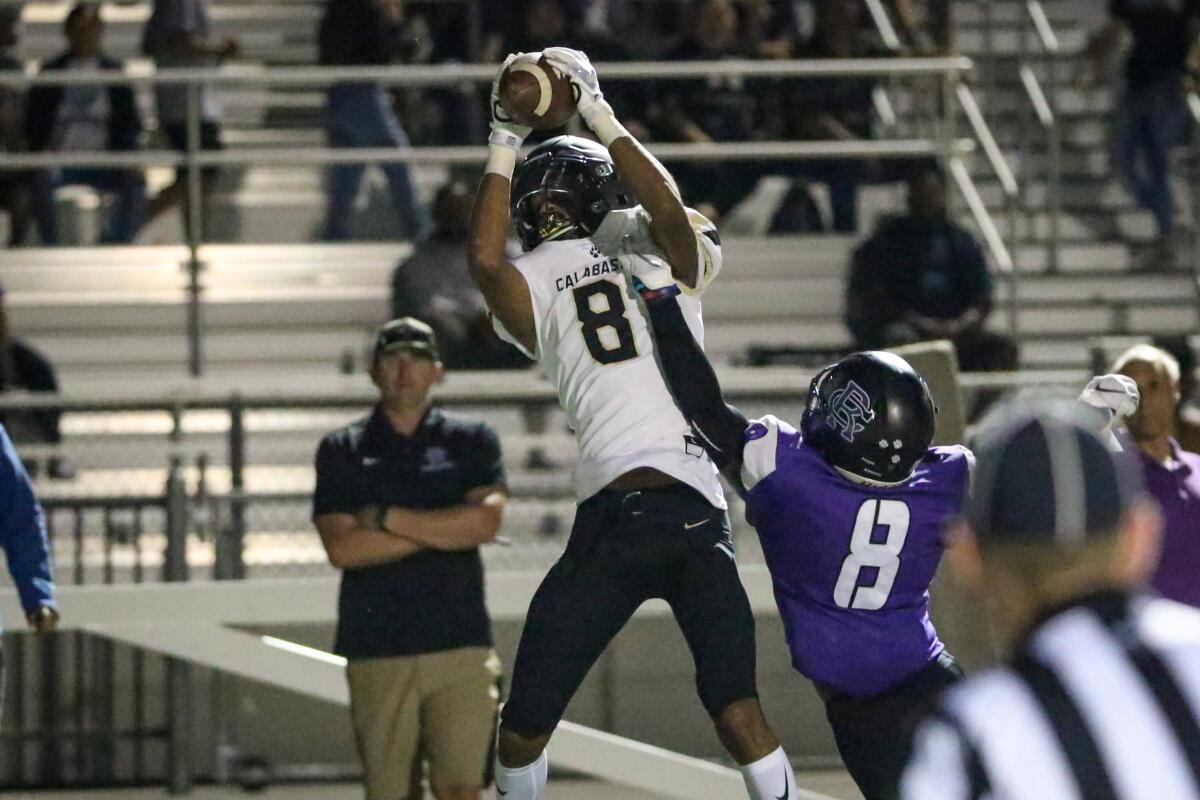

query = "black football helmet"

[801,351,937,484]
[511,135,633,251]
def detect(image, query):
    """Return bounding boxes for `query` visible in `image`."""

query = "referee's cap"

[967,398,1144,545]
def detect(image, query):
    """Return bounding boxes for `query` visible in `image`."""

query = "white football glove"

[1079,373,1140,451]
[542,46,614,127]
[489,53,534,150]
[1079,373,1141,421]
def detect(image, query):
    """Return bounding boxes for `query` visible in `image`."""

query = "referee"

[901,398,1200,800]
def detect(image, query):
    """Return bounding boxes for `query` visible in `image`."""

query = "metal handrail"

[0,139,974,171]
[955,84,1020,198]
[863,0,904,52]
[0,368,1086,414]
[1190,92,1200,330]
[0,57,976,88]
[952,82,1021,341]
[1020,0,1063,272]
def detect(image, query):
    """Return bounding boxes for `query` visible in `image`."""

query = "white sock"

[495,750,547,800]
[740,746,797,800]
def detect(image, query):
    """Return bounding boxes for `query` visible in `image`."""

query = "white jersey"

[494,205,727,508]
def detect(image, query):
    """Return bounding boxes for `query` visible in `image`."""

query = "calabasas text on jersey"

[554,258,620,292]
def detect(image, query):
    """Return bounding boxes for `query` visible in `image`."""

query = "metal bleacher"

[3,0,1197,579]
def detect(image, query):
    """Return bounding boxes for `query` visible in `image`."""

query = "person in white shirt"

[26,4,145,244]
[468,48,797,800]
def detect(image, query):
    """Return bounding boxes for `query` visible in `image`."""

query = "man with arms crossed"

[313,319,506,800]
[469,47,796,800]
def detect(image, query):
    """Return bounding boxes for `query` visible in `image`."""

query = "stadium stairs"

[953,0,1200,369]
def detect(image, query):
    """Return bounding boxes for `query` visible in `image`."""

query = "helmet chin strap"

[834,465,909,487]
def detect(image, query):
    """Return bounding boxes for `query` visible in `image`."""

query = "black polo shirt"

[312,405,505,659]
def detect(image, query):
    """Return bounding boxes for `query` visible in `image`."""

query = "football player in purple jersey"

[631,272,971,800]
[631,266,1143,799]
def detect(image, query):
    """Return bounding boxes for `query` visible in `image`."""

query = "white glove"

[542,46,614,127]
[1079,373,1140,451]
[1079,374,1140,421]
[489,53,534,151]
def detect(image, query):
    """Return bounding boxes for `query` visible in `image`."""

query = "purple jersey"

[741,415,973,697]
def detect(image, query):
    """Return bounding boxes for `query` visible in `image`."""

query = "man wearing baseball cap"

[901,397,1200,800]
[313,317,508,800]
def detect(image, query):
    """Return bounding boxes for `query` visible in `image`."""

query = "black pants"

[501,483,759,737]
[817,650,964,800]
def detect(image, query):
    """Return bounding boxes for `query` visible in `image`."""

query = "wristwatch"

[374,505,390,532]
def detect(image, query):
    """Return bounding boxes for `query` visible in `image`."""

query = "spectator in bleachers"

[140,0,239,241]
[845,168,1018,373]
[503,0,629,61]
[0,5,32,247]
[1112,344,1200,608]
[0,279,72,479]
[392,179,525,370]
[1083,0,1200,271]
[647,0,761,218]
[26,4,145,246]
[313,317,506,800]
[764,0,883,233]
[317,0,431,243]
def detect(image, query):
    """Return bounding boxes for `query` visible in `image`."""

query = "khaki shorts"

[347,646,501,800]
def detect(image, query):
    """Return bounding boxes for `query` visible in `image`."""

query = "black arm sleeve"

[643,295,749,478]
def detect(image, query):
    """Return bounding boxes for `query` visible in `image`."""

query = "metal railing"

[1,474,191,790]
[1018,0,1064,273]
[972,0,1064,275]
[0,56,1027,372]
[1190,91,1200,326]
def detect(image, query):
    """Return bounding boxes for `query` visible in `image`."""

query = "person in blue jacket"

[0,421,59,721]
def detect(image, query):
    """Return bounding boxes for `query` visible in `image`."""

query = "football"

[498,52,578,131]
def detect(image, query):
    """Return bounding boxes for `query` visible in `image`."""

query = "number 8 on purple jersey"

[741,415,974,697]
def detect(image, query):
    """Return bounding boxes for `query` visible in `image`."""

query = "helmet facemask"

[511,136,632,251]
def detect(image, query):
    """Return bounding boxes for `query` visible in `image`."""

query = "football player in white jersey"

[469,48,797,800]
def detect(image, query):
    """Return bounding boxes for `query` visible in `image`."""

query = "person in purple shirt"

[1113,344,1200,608]
[629,271,970,800]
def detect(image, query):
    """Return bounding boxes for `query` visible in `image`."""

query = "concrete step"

[952,0,1085,27]
[957,28,1089,57]
[31,326,374,372]
[1017,242,1131,271]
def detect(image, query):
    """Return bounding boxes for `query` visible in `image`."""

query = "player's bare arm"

[314,513,424,570]
[468,55,537,354]
[371,485,507,551]
[543,47,701,288]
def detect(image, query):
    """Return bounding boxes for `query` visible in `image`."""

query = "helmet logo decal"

[826,381,876,442]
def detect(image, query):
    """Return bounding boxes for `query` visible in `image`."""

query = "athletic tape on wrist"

[485,144,518,179]
[586,111,628,148]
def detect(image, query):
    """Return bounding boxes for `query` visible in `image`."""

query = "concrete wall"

[209,612,839,780]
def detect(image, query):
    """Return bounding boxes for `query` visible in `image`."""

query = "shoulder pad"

[741,415,798,491]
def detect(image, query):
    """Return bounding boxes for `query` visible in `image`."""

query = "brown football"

[498,53,578,131]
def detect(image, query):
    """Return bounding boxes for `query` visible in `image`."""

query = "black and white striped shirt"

[902,592,1200,800]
